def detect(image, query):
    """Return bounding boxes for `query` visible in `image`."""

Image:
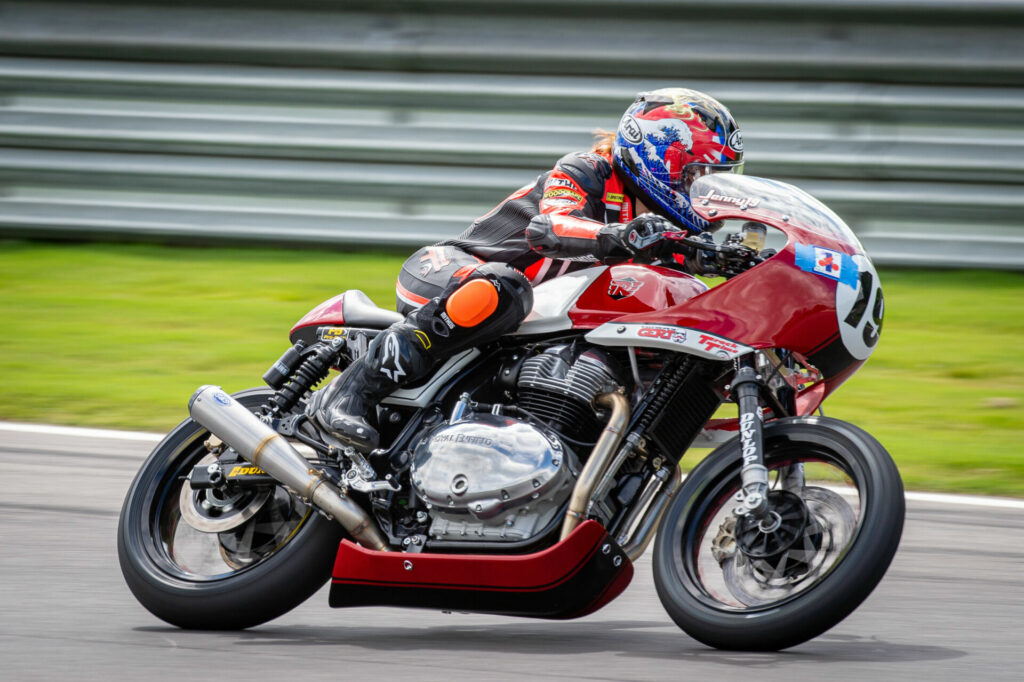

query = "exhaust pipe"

[189,385,389,551]
[560,390,630,540]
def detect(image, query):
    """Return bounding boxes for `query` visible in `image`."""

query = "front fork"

[731,358,770,520]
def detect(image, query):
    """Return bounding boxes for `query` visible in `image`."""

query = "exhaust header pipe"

[188,385,389,551]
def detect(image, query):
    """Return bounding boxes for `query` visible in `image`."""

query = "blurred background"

[1,0,1022,495]
[1,0,1023,265]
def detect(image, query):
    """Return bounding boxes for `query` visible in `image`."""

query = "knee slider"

[444,278,499,328]
[473,263,533,320]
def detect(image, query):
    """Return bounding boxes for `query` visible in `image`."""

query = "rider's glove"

[681,233,766,278]
[598,213,681,260]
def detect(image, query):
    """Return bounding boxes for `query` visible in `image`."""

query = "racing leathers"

[311,151,654,452]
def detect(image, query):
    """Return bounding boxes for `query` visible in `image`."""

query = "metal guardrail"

[1,1,1023,268]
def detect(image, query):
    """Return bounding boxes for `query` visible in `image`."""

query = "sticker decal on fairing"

[794,243,859,288]
[585,322,752,360]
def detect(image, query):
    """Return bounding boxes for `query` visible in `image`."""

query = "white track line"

[1,422,1022,510]
[0,421,162,442]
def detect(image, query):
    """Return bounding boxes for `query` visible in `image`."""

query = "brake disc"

[179,455,273,533]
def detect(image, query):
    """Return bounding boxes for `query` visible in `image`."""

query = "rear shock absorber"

[264,338,344,416]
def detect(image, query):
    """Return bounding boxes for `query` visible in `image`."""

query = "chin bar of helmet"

[188,385,390,551]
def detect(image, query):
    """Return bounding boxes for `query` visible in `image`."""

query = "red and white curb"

[2,421,1022,510]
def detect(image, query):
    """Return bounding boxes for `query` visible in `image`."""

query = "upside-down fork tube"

[188,385,390,551]
[732,363,769,519]
[560,391,631,540]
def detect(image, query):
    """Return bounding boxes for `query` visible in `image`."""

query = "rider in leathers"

[310,88,745,452]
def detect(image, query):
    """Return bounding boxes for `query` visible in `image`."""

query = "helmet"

[612,88,744,233]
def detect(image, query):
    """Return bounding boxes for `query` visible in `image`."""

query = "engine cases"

[411,413,577,542]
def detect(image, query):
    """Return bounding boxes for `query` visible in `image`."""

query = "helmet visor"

[675,161,744,195]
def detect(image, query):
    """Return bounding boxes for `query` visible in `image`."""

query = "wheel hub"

[735,489,823,579]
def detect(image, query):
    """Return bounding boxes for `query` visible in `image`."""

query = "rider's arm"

[524,153,630,261]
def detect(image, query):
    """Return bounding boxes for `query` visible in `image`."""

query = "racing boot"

[312,263,533,452]
[310,323,433,452]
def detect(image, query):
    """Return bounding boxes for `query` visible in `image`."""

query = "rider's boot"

[311,263,534,453]
[310,323,433,452]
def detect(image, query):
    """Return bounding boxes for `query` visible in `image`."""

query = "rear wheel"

[117,388,345,629]
[653,416,904,650]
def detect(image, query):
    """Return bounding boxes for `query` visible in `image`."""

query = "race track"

[1,423,1022,681]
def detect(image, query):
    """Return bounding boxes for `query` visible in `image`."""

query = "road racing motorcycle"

[118,173,904,651]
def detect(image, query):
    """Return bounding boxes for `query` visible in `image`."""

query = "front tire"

[117,388,345,629]
[653,416,904,650]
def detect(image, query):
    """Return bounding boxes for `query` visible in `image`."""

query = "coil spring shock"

[266,341,340,416]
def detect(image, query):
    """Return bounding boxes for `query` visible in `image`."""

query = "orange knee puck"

[445,279,499,327]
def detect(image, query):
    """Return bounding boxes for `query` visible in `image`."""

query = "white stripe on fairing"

[1,421,1021,510]
[555,260,572,276]
[0,421,162,442]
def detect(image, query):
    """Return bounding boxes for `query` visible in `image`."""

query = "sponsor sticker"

[794,243,859,288]
[318,327,347,341]
[604,192,624,204]
[698,333,740,357]
[228,465,266,477]
[543,187,584,202]
[214,392,231,406]
[697,189,760,211]
[547,177,579,189]
[637,326,688,344]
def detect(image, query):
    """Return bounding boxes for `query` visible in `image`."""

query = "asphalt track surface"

[1,422,1023,682]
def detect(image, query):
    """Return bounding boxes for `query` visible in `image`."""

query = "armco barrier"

[1,1,1023,268]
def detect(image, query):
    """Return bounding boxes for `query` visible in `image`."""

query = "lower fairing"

[328,520,632,619]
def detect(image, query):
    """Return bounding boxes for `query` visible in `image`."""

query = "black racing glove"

[682,233,769,278]
[598,213,681,260]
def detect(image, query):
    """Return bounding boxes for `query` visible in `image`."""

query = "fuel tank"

[568,264,708,329]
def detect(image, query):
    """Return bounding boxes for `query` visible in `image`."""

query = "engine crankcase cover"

[411,414,570,520]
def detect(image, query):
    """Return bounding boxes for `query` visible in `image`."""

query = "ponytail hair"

[591,128,616,156]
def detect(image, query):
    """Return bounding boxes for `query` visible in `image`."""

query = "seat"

[342,290,404,328]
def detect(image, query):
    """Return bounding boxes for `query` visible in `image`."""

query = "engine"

[410,344,624,544]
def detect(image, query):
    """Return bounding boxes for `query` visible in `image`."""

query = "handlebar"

[659,231,771,278]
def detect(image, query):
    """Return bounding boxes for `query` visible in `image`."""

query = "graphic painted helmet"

[612,88,744,233]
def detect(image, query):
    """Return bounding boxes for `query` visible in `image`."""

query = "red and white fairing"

[520,173,883,408]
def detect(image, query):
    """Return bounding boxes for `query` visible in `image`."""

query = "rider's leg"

[310,248,533,452]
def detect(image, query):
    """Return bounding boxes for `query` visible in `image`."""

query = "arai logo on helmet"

[728,129,743,153]
[620,115,643,145]
[698,189,761,211]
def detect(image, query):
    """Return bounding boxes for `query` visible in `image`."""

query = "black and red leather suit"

[311,150,640,452]
[395,150,636,356]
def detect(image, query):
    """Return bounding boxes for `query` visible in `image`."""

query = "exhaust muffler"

[188,385,389,551]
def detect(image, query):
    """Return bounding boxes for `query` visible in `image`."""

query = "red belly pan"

[329,520,633,619]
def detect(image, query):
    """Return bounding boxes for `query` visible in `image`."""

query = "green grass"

[2,241,1022,497]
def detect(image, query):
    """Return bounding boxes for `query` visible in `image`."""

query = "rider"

[310,87,745,452]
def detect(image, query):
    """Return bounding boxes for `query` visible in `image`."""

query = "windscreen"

[689,174,864,251]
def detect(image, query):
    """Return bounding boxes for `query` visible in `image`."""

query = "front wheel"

[653,416,904,650]
[117,388,345,629]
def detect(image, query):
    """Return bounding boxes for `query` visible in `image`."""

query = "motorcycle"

[118,172,903,651]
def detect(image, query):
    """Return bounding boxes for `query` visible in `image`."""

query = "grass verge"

[1,241,1022,496]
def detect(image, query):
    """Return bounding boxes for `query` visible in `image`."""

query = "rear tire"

[653,416,904,650]
[117,388,345,629]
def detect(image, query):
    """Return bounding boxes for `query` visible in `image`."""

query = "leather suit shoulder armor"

[555,152,613,196]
